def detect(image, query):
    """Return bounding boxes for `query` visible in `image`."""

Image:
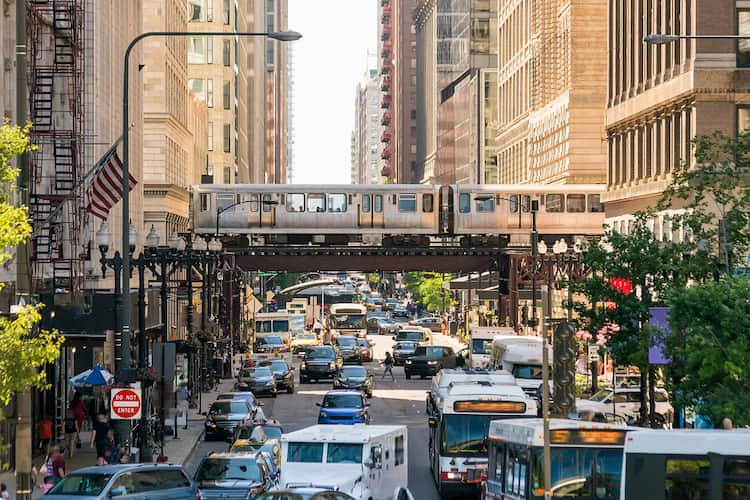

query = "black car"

[392,341,417,366]
[404,345,457,379]
[194,452,276,499]
[204,399,254,441]
[236,366,278,397]
[383,298,399,311]
[254,335,286,354]
[258,359,295,394]
[333,335,362,364]
[393,306,409,318]
[333,365,374,397]
[300,346,343,383]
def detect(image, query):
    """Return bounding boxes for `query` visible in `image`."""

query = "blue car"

[316,390,370,425]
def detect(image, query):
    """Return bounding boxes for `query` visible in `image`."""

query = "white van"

[469,327,515,368]
[280,424,411,500]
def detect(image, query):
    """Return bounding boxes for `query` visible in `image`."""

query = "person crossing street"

[382,352,395,381]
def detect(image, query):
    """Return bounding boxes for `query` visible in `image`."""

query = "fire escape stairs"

[53,1,75,66]
[31,72,54,132]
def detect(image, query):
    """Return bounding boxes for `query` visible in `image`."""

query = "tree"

[403,272,450,313]
[0,122,62,405]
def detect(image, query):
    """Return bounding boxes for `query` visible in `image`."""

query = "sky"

[288,0,377,184]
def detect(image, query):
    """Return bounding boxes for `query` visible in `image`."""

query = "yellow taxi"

[290,331,320,354]
[229,422,284,467]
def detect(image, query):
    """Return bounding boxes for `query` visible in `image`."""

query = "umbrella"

[69,366,114,387]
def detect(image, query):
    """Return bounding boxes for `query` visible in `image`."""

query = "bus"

[254,312,294,346]
[327,303,367,339]
[485,419,638,500]
[427,378,536,497]
[621,429,750,500]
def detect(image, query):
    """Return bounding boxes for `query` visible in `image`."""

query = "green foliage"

[403,272,449,313]
[666,279,750,426]
[0,122,34,264]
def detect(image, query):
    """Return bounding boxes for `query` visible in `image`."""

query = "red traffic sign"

[111,387,142,420]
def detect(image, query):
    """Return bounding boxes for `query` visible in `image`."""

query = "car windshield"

[47,473,113,496]
[306,348,335,360]
[441,414,493,455]
[415,346,444,358]
[335,336,357,347]
[297,333,316,340]
[256,425,283,439]
[240,368,273,378]
[327,443,364,464]
[398,331,424,342]
[471,338,493,355]
[209,401,248,415]
[395,342,416,351]
[330,314,366,329]
[590,389,613,402]
[323,394,363,409]
[195,458,262,483]
[259,336,283,346]
[256,320,289,333]
[263,361,288,372]
[342,366,367,378]
[512,364,543,380]
[530,448,623,499]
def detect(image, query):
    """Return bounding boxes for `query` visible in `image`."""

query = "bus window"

[665,458,711,499]
[374,195,383,213]
[287,193,305,212]
[362,194,371,213]
[724,459,750,498]
[594,449,624,499]
[262,194,273,212]
[399,194,417,212]
[422,193,434,213]
[588,194,604,213]
[509,195,519,213]
[459,193,470,213]
[328,193,347,212]
[534,448,593,497]
[308,193,326,213]
[476,197,495,213]
[545,194,564,213]
[567,194,586,213]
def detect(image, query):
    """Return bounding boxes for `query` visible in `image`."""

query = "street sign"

[111,387,142,420]
[588,344,600,362]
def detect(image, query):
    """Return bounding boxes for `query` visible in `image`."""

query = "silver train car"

[192,184,605,246]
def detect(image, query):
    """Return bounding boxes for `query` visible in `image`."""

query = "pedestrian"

[90,412,111,462]
[64,409,78,458]
[1,483,9,499]
[382,352,395,381]
[41,443,65,486]
[69,391,86,447]
[38,415,53,451]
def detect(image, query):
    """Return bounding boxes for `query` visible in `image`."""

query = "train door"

[358,193,373,228]
[509,194,534,231]
[372,194,385,228]
[246,194,260,227]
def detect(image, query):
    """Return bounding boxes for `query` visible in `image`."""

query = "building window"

[267,13,275,33]
[188,79,204,100]
[206,0,213,21]
[223,39,231,66]
[267,0,274,10]
[738,106,750,134]
[188,37,206,64]
[207,122,214,151]
[206,79,214,108]
[223,80,231,109]
[223,166,231,183]
[223,123,231,152]
[188,0,203,21]
[222,0,230,24]
[207,37,213,64]
[739,10,750,67]
[266,40,275,65]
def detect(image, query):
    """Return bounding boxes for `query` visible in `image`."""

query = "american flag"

[87,146,137,221]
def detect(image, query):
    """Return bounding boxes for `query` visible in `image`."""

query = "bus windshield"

[256,320,289,333]
[512,364,543,380]
[441,414,492,455]
[531,447,623,499]
[472,338,493,354]
[329,314,366,330]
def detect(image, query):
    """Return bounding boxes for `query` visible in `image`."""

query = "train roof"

[624,429,750,455]
[194,184,442,192]
[452,184,605,193]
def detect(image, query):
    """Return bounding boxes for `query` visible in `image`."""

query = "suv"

[394,328,431,345]
[316,390,370,424]
[46,464,195,499]
[333,335,362,364]
[258,359,295,394]
[194,452,276,499]
[255,335,287,354]
[300,346,343,383]
[204,399,254,440]
[236,367,278,398]
[404,345,457,379]
[409,317,442,332]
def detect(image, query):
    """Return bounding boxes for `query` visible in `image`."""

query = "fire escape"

[27,0,87,294]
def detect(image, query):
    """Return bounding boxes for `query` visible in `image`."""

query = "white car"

[576,386,673,426]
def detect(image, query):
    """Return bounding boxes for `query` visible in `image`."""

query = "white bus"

[327,303,368,339]
[485,419,638,500]
[426,377,536,497]
[255,312,294,346]
[280,424,411,500]
[621,429,750,500]
[469,327,515,368]
[490,335,551,396]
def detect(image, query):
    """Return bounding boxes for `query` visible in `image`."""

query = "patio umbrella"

[69,365,114,387]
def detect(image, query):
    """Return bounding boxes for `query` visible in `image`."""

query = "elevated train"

[192,184,605,246]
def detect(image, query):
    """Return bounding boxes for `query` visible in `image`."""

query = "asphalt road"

[185,330,467,500]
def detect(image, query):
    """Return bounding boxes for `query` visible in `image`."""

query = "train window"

[398,194,417,212]
[217,194,234,212]
[200,193,208,212]
[328,193,347,212]
[522,195,531,212]
[509,195,519,213]
[308,193,326,213]
[459,193,470,213]
[287,193,305,212]
[262,194,273,212]
[422,193,434,213]
[248,194,259,212]
[476,197,495,213]
[374,195,383,213]
[588,194,604,212]
[545,194,564,213]
[362,195,371,213]
[567,194,586,213]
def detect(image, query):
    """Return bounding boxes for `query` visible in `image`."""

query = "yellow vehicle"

[229,423,284,467]
[290,331,321,354]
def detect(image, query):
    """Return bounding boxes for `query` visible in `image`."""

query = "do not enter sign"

[111,388,142,420]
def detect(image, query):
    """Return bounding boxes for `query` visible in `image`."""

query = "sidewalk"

[0,378,235,498]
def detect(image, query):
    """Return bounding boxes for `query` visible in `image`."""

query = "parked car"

[255,335,286,354]
[333,335,362,364]
[392,341,417,366]
[204,399,254,440]
[257,489,356,500]
[290,332,320,354]
[357,337,373,362]
[577,386,674,425]
[409,316,442,332]
[45,464,196,499]
[258,359,295,394]
[300,346,343,383]
[316,390,370,424]
[194,452,276,499]
[333,365,374,397]
[404,345,457,379]
[236,367,278,398]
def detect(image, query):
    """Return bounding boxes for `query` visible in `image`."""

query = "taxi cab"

[230,421,284,467]
[290,331,321,355]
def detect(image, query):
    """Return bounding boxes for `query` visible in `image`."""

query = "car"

[332,335,362,364]
[383,298,400,311]
[356,337,373,362]
[404,345,457,379]
[290,332,320,354]
[230,424,284,469]
[409,316,442,332]
[392,341,417,366]
[300,346,343,383]
[577,386,674,425]
[236,366,279,398]
[255,335,287,354]
[316,390,370,424]
[216,392,265,421]
[259,359,296,394]
[204,399,255,441]
[367,317,398,335]
[333,365,374,397]
[194,452,276,499]
[257,488,356,500]
[393,328,431,345]
[393,305,409,318]
[45,464,196,499]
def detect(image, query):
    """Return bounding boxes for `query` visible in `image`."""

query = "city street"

[184,332,465,500]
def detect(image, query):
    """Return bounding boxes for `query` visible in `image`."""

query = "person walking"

[382,352,395,381]
[69,391,86,447]
[64,409,78,458]
[90,412,111,462]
